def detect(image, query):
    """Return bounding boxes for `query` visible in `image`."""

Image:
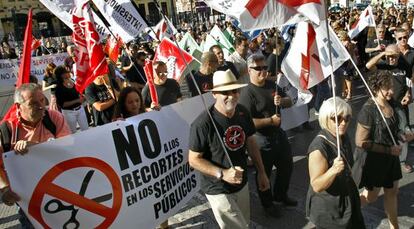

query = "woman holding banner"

[306,97,365,229]
[113,86,145,119]
[356,70,414,229]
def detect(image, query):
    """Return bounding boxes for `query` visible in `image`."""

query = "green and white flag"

[179,32,203,61]
[209,25,235,54]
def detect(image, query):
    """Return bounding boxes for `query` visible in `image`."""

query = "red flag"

[72,0,108,93]
[153,38,194,82]
[104,35,122,63]
[2,9,33,124]
[143,60,159,106]
[31,37,41,51]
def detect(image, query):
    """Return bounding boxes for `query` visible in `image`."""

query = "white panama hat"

[210,69,247,92]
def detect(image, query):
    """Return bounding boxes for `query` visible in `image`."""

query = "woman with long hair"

[54,65,89,134]
[113,86,145,119]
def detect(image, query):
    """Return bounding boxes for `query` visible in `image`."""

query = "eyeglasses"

[157,72,168,75]
[330,115,351,125]
[397,36,408,41]
[250,66,268,71]
[217,89,240,95]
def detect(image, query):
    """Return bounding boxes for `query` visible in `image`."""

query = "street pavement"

[0,79,413,228]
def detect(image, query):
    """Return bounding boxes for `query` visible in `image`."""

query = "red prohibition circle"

[28,157,122,229]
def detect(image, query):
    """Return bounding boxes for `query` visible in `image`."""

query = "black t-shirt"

[85,83,115,126]
[186,71,213,97]
[239,80,286,136]
[55,84,81,110]
[217,61,240,79]
[189,105,255,194]
[122,55,146,85]
[142,79,182,107]
[377,59,412,102]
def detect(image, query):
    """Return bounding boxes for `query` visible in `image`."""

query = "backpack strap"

[0,122,11,152]
[42,110,56,137]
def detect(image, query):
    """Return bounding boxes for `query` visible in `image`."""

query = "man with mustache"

[189,69,269,228]
[0,83,70,227]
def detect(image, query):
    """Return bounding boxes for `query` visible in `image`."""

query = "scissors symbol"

[44,170,113,229]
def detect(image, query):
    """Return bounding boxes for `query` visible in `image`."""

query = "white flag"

[92,0,147,43]
[348,6,376,39]
[281,21,350,90]
[39,0,109,41]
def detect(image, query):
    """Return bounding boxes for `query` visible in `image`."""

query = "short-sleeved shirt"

[142,79,182,107]
[376,59,412,102]
[189,105,255,194]
[55,85,81,110]
[85,83,115,126]
[186,71,213,97]
[239,80,286,136]
[1,110,71,155]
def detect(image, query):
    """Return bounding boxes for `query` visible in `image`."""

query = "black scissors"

[44,170,113,229]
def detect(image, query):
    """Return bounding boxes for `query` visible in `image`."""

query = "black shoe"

[275,196,298,207]
[263,204,282,218]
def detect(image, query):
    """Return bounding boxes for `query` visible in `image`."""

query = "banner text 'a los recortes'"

[111,119,197,219]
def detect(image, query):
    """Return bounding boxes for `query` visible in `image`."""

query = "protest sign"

[4,94,215,229]
[92,0,147,43]
[0,53,68,93]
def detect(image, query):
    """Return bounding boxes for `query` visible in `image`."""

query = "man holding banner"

[0,83,70,227]
[188,70,269,228]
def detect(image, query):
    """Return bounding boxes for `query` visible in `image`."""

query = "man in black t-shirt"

[121,44,147,90]
[189,69,269,228]
[239,54,297,215]
[186,52,218,97]
[366,44,412,108]
[142,61,182,110]
[85,74,118,126]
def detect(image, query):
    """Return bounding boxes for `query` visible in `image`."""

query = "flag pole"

[323,2,341,158]
[274,31,280,116]
[152,0,235,168]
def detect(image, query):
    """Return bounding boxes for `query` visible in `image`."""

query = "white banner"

[92,0,148,43]
[4,94,215,229]
[0,53,68,93]
[39,0,110,40]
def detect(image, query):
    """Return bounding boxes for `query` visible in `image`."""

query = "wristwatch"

[215,169,223,180]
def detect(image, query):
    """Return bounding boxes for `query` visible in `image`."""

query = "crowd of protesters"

[1,2,414,229]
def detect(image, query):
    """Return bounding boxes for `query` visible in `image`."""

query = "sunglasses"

[250,66,268,71]
[330,115,351,125]
[217,89,240,95]
[397,36,408,41]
